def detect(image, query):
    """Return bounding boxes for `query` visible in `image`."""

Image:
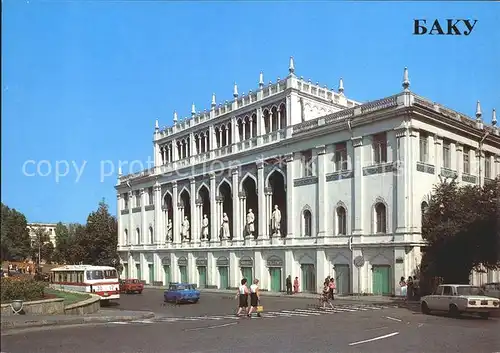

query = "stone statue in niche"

[181,216,190,241]
[245,209,255,238]
[201,214,209,240]
[220,212,230,239]
[166,219,173,242]
[271,205,281,237]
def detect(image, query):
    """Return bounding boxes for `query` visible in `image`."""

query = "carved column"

[285,153,294,238]
[172,182,179,243]
[277,108,282,130]
[209,173,217,241]
[154,183,162,244]
[351,136,364,235]
[231,168,240,241]
[128,191,133,244]
[190,178,197,243]
[265,188,272,238]
[316,145,326,237]
[249,117,253,139]
[395,128,409,234]
[239,193,247,238]
[257,161,265,238]
[117,193,122,246]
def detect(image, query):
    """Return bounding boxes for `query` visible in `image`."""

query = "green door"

[269,268,282,292]
[148,264,154,284]
[335,265,350,295]
[301,264,316,292]
[123,264,128,279]
[372,265,391,295]
[241,267,253,285]
[163,265,170,285]
[198,266,207,288]
[179,266,188,283]
[219,266,229,289]
[136,264,141,280]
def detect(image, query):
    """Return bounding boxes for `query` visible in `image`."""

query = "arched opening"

[135,227,141,244]
[303,210,312,237]
[242,176,258,239]
[218,181,233,240]
[163,193,173,242]
[215,127,221,148]
[264,110,271,134]
[237,118,244,141]
[180,189,191,241]
[421,201,429,217]
[336,207,347,235]
[244,116,251,140]
[194,134,200,154]
[124,229,129,245]
[268,170,287,237]
[279,103,287,129]
[375,203,387,233]
[251,113,257,138]
[149,226,154,244]
[198,185,211,241]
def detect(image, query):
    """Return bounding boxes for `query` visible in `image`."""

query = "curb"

[0,311,155,331]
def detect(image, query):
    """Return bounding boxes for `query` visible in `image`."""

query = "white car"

[420,284,500,319]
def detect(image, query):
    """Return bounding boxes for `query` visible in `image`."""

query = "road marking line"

[295,309,324,315]
[267,311,292,316]
[384,316,402,322]
[220,316,241,320]
[349,332,399,346]
[130,320,155,324]
[364,306,383,310]
[184,322,237,332]
[280,310,309,317]
[108,321,129,325]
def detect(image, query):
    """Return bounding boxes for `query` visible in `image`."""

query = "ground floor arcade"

[119,245,422,295]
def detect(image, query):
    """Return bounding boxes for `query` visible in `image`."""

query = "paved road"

[2,290,498,353]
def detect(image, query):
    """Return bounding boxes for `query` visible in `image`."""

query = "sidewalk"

[0,310,155,331]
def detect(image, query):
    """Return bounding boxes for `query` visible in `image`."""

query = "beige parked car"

[420,284,500,319]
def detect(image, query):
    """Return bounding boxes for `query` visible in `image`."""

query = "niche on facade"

[239,256,254,267]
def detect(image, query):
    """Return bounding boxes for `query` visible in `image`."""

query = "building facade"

[28,223,58,248]
[116,59,500,295]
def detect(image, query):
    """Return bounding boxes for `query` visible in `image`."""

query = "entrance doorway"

[135,264,141,280]
[163,265,170,285]
[334,264,350,295]
[179,266,188,283]
[372,265,391,295]
[198,266,207,288]
[148,264,154,284]
[269,267,282,292]
[241,267,253,286]
[301,264,316,292]
[218,266,229,289]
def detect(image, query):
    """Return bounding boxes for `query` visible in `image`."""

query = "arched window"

[303,210,312,237]
[336,207,347,235]
[136,227,141,244]
[421,201,429,225]
[124,229,129,245]
[149,226,154,244]
[375,203,387,233]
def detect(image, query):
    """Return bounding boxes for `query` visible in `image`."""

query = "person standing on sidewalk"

[293,277,299,294]
[329,278,336,302]
[286,275,292,294]
[248,279,261,317]
[235,278,249,317]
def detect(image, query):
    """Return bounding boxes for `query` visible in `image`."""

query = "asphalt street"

[2,289,499,353]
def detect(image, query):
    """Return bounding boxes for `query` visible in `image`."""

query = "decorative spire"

[211,93,216,108]
[259,72,264,88]
[118,166,122,176]
[173,111,178,123]
[338,78,344,95]
[475,101,482,120]
[191,103,196,116]
[233,82,238,98]
[402,67,410,91]
[155,118,159,131]
[492,109,497,126]
[289,56,295,75]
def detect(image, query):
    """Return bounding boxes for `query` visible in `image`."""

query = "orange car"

[119,279,144,294]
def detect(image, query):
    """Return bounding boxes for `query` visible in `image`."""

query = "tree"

[53,222,70,264]
[65,223,87,265]
[421,177,500,284]
[0,203,31,261]
[30,227,51,264]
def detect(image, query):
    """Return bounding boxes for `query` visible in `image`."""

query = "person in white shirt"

[247,279,261,317]
[235,278,249,317]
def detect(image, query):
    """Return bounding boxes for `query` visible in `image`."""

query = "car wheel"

[421,302,430,314]
[193,299,199,304]
[479,312,490,319]
[448,304,460,318]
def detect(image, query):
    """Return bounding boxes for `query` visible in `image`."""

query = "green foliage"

[0,277,45,302]
[421,177,500,284]
[30,227,52,264]
[0,203,31,261]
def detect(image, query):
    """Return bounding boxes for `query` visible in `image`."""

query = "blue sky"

[2,1,499,224]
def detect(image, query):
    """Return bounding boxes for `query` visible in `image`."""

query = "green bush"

[0,277,45,303]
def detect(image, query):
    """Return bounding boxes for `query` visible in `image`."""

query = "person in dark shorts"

[248,279,261,317]
[235,278,249,317]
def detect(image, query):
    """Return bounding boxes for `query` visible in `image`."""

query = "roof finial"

[402,67,410,91]
[118,166,122,176]
[233,82,239,98]
[475,100,482,120]
[259,72,264,88]
[338,78,344,95]
[191,103,196,116]
[173,111,178,123]
[289,56,295,75]
[211,93,216,108]
[155,118,159,131]
[492,109,496,126]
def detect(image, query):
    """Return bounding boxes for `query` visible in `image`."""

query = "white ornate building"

[116,58,500,295]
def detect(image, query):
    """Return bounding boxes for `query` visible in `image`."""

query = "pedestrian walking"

[293,277,299,294]
[248,279,261,317]
[328,278,336,302]
[235,278,249,317]
[320,280,334,309]
[286,275,292,294]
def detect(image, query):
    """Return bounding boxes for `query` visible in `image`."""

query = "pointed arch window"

[136,227,141,244]
[336,206,347,235]
[375,203,387,233]
[421,201,429,224]
[149,226,154,244]
[124,229,129,245]
[303,210,312,237]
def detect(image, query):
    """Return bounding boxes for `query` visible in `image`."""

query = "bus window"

[77,271,84,283]
[104,270,117,279]
[87,270,104,280]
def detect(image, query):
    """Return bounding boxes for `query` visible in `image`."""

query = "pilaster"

[231,168,240,242]
[285,153,294,238]
[394,247,406,296]
[140,188,146,244]
[394,128,408,234]
[154,183,162,244]
[128,191,133,244]
[172,182,179,244]
[172,138,178,161]
[351,136,364,236]
[257,161,265,238]
[433,134,443,171]
[316,145,326,238]
[117,193,122,246]
[209,173,217,242]
[189,178,197,245]
[316,249,327,293]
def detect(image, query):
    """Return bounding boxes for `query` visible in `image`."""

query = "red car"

[119,279,144,294]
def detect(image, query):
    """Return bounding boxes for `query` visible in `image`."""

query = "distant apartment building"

[28,223,58,247]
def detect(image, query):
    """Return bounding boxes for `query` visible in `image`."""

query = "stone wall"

[1,298,65,316]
